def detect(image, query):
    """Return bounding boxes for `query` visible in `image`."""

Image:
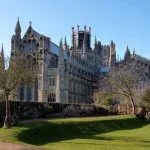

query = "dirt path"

[0,142,47,150]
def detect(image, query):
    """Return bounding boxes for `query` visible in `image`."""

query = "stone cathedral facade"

[9,19,116,104]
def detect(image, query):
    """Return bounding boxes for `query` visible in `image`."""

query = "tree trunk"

[130,96,136,115]
[3,95,10,128]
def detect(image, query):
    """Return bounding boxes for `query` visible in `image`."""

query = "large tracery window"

[49,56,57,68]
[48,93,56,102]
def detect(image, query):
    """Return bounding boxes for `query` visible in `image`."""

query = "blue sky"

[0,0,150,59]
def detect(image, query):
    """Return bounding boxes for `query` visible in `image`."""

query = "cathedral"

[1,19,149,104]
[6,19,116,103]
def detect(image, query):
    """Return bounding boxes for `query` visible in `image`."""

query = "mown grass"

[0,115,150,150]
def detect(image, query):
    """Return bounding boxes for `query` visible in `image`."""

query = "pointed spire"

[29,21,32,27]
[84,25,86,32]
[133,48,135,56]
[63,36,68,50]
[126,45,129,51]
[64,36,67,45]
[0,43,5,69]
[77,25,79,32]
[1,43,3,52]
[124,45,131,60]
[58,39,64,68]
[94,36,97,49]
[1,43,4,59]
[59,38,63,50]
[59,38,64,59]
[15,18,21,36]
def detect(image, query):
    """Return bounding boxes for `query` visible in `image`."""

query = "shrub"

[140,88,150,121]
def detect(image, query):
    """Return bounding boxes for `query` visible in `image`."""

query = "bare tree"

[0,54,37,128]
[94,60,146,115]
[93,87,113,107]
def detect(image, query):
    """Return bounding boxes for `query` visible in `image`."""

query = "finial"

[77,25,79,32]
[133,48,135,56]
[126,45,129,51]
[95,36,97,43]
[84,25,86,32]
[72,27,74,34]
[64,36,67,44]
[89,27,91,35]
[17,17,19,21]
[110,41,113,46]
[1,43,4,54]
[29,21,32,26]
[59,38,63,49]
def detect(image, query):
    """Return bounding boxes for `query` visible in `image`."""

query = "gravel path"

[0,142,47,150]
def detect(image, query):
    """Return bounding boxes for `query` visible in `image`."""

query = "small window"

[50,78,55,86]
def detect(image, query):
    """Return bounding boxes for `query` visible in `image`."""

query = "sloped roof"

[50,41,67,59]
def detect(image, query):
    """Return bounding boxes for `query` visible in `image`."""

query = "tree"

[139,87,150,121]
[93,87,113,107]
[141,87,150,111]
[0,54,37,128]
[94,60,146,115]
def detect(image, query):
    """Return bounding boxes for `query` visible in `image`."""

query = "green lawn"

[0,115,150,150]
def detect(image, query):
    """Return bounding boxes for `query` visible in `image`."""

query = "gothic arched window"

[48,93,56,102]
[49,56,57,68]
[20,86,24,100]
[27,87,32,101]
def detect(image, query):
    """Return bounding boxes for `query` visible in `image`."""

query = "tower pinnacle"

[59,38,63,50]
[15,18,21,36]
[63,36,68,50]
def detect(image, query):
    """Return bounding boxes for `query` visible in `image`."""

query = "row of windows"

[69,66,94,77]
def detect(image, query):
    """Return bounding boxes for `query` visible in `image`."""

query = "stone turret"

[71,25,91,56]
[110,41,116,67]
[11,18,22,53]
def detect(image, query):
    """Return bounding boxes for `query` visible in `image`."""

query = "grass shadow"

[16,116,149,146]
